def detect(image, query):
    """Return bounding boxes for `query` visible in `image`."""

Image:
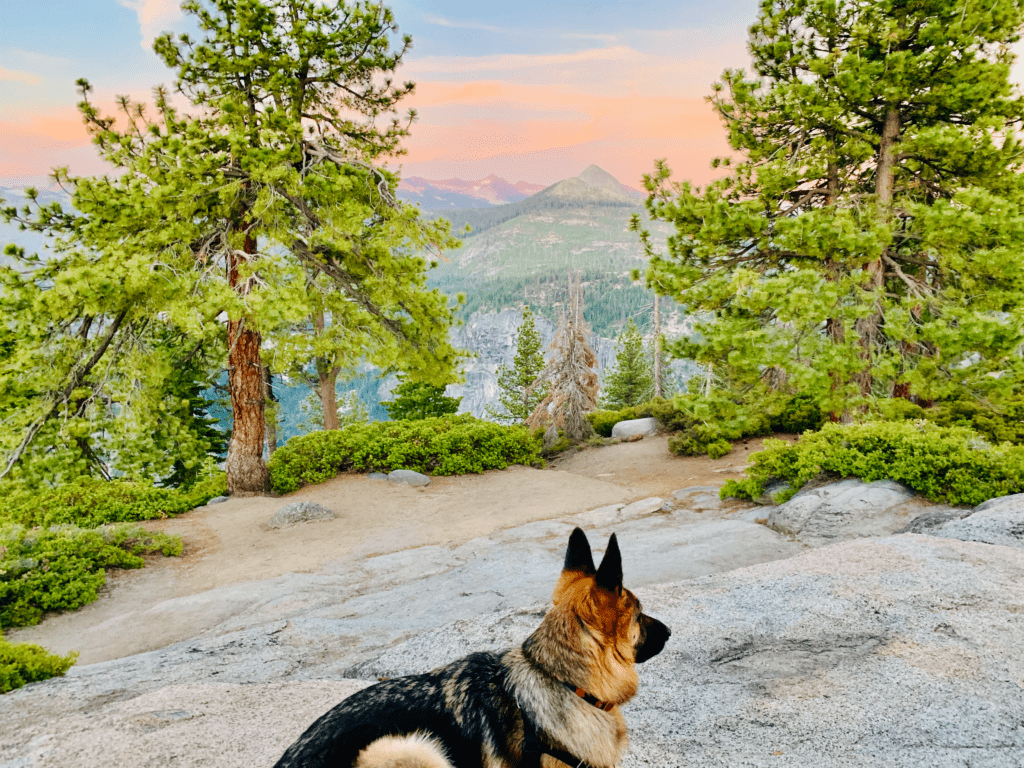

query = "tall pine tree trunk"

[824,153,850,422]
[263,365,278,458]
[856,107,900,398]
[225,228,271,496]
[653,293,663,399]
[319,365,341,430]
[312,310,341,430]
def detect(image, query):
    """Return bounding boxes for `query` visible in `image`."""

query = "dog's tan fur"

[354,732,452,768]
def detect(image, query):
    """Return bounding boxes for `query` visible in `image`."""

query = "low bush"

[0,524,182,628]
[268,415,541,494]
[721,420,1024,507]
[877,396,1024,446]
[0,633,77,694]
[768,394,825,434]
[589,393,821,457]
[0,474,226,529]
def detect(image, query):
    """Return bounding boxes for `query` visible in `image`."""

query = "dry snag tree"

[527,273,600,445]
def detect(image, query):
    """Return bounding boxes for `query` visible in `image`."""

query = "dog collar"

[562,681,616,712]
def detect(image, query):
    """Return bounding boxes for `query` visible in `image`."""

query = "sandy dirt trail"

[6,436,776,663]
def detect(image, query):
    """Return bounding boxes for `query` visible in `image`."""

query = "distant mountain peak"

[576,165,644,200]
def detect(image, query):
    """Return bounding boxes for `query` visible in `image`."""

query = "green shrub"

[588,410,627,438]
[0,473,226,529]
[0,524,182,628]
[0,633,77,693]
[874,396,1024,446]
[768,394,825,434]
[724,421,1024,507]
[927,398,1024,445]
[268,415,541,494]
[589,393,820,457]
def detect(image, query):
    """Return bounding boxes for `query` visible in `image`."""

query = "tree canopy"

[487,306,549,424]
[637,0,1024,415]
[0,0,462,492]
[384,378,462,421]
[600,318,655,410]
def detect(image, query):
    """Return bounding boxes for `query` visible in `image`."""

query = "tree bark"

[312,310,341,430]
[225,229,271,496]
[319,365,341,430]
[652,292,663,399]
[263,365,278,457]
[824,154,850,422]
[855,106,901,398]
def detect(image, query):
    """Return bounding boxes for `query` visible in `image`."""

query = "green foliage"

[876,395,1024,446]
[591,391,823,456]
[0,474,225,529]
[267,415,541,493]
[768,394,825,434]
[384,378,462,421]
[600,319,655,410]
[638,0,1024,413]
[160,345,229,488]
[727,421,1024,507]
[487,307,549,424]
[587,410,627,438]
[0,523,182,628]
[0,633,77,694]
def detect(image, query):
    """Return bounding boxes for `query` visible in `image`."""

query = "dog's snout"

[635,615,670,663]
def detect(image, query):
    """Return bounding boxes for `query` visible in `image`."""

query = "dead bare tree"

[527,272,599,446]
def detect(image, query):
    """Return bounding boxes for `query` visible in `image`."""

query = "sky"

[0,0,766,189]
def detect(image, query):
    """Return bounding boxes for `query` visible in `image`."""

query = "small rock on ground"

[267,501,336,529]
[387,470,430,486]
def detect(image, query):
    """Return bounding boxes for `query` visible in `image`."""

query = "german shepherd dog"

[274,527,670,768]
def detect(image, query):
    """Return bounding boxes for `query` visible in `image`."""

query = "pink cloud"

[0,66,43,86]
[400,80,729,187]
[118,0,184,48]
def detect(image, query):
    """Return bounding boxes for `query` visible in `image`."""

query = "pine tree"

[527,273,599,443]
[637,0,1024,414]
[0,0,461,492]
[162,348,229,488]
[384,377,461,421]
[487,307,549,424]
[600,319,655,410]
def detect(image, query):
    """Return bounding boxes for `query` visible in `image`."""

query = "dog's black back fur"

[274,651,519,768]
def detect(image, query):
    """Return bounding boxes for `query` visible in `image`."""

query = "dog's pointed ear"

[564,527,596,574]
[595,533,623,592]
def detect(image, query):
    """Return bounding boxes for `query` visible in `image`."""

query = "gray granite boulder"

[367,473,388,481]
[205,496,229,505]
[611,417,660,439]
[387,469,430,486]
[672,486,726,513]
[896,506,970,534]
[267,501,336,529]
[931,492,1024,549]
[768,478,926,544]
